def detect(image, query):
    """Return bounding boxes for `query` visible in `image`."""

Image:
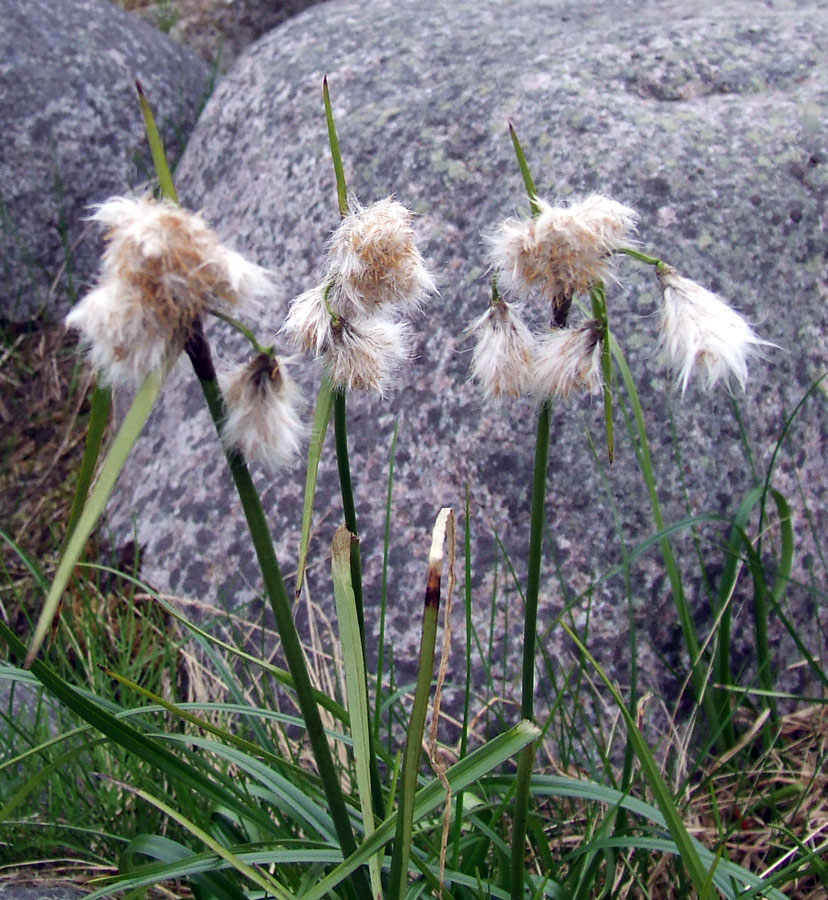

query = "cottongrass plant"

[5,82,826,900]
[464,124,777,900]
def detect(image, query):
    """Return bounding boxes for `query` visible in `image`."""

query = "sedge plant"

[4,73,823,900]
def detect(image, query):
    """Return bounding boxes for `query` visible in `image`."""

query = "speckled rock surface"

[107,0,828,728]
[0,0,210,322]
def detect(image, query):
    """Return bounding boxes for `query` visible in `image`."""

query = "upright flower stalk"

[284,78,435,831]
[131,88,372,900]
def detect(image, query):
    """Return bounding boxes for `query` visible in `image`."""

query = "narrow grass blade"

[99,778,295,900]
[300,719,540,900]
[93,839,342,898]
[332,525,383,900]
[64,382,111,543]
[25,368,164,666]
[0,738,107,822]
[610,333,721,739]
[450,485,474,867]
[323,76,349,217]
[508,123,540,215]
[98,665,322,775]
[136,80,178,203]
[296,373,335,597]
[120,834,247,900]
[111,576,349,724]
[560,621,713,898]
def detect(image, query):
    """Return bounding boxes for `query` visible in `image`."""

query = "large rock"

[108,0,828,721]
[0,0,210,322]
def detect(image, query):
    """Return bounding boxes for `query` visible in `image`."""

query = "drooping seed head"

[323,314,413,395]
[467,299,536,399]
[531,320,605,399]
[657,265,769,393]
[219,354,304,468]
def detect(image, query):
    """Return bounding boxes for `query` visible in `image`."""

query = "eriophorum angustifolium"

[66,196,273,388]
[65,194,304,467]
[468,192,769,400]
[282,196,435,395]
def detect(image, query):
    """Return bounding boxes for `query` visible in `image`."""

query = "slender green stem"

[323,75,385,822]
[510,399,551,900]
[184,322,370,900]
[334,390,365,649]
[609,335,720,741]
[590,283,614,464]
[521,401,551,721]
[207,308,272,355]
[618,247,663,268]
[333,388,385,820]
[387,555,442,900]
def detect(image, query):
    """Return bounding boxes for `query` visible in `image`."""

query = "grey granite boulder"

[0,0,210,322]
[106,0,828,724]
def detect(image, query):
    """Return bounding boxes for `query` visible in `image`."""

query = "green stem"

[510,399,551,900]
[333,387,385,821]
[590,283,614,464]
[618,247,664,268]
[334,390,365,648]
[207,308,272,356]
[521,401,551,721]
[609,335,721,742]
[184,322,370,900]
[387,556,442,900]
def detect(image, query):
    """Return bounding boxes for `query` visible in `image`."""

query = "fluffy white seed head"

[532,321,604,399]
[327,197,436,315]
[219,354,304,468]
[323,315,413,395]
[66,195,273,387]
[281,282,334,355]
[658,266,769,393]
[489,194,637,319]
[467,299,536,398]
